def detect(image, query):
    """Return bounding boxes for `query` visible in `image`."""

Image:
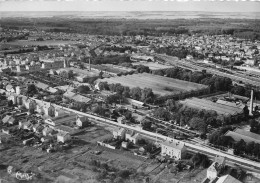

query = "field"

[98,73,208,96]
[132,62,174,71]
[0,40,78,48]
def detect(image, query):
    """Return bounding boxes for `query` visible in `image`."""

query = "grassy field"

[132,62,174,71]
[99,73,208,96]
[0,40,78,47]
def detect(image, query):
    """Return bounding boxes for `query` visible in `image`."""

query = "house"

[121,141,129,149]
[117,116,126,124]
[45,113,77,127]
[125,130,141,144]
[42,127,54,136]
[6,84,15,93]
[215,155,226,167]
[207,162,223,180]
[57,131,71,143]
[33,124,44,133]
[161,139,187,160]
[127,98,144,109]
[76,116,89,128]
[8,117,17,125]
[2,115,12,124]
[55,108,66,117]
[113,127,126,139]
[23,121,34,131]
[216,174,242,183]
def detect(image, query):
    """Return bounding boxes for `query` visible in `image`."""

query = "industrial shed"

[180,97,244,116]
[225,128,260,144]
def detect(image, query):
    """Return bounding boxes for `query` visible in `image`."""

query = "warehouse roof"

[225,128,260,144]
[180,98,244,116]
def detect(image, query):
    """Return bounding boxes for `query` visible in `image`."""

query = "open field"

[0,40,78,47]
[98,73,208,96]
[132,62,174,71]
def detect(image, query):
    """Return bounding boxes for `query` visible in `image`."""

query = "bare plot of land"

[99,73,208,96]
[132,62,174,70]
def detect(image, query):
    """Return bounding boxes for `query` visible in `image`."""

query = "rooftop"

[161,139,185,150]
[180,98,244,116]
[225,128,260,144]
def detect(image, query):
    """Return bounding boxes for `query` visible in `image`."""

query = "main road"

[5,91,260,174]
[46,100,260,174]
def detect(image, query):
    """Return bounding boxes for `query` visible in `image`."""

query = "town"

[0,17,260,183]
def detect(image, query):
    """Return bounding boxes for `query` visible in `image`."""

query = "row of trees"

[98,82,156,103]
[92,55,131,65]
[152,67,233,92]
[155,46,205,60]
[102,46,137,53]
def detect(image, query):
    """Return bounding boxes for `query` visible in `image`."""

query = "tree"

[93,106,106,116]
[7,100,13,107]
[130,87,142,101]
[26,84,37,96]
[243,105,249,119]
[141,88,154,103]
[98,82,109,91]
[105,94,122,104]
[189,117,207,133]
[246,141,255,155]
[154,107,171,121]
[250,119,260,134]
[68,70,74,79]
[234,139,246,155]
[124,111,132,120]
[122,86,130,98]
[77,85,90,94]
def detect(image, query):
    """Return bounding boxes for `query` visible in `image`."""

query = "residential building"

[42,126,54,136]
[76,116,89,128]
[45,113,77,127]
[161,139,187,160]
[125,130,141,144]
[113,127,126,139]
[216,175,242,183]
[2,115,12,124]
[57,131,71,143]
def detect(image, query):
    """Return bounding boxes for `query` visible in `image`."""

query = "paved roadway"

[5,91,260,174]
[46,101,260,174]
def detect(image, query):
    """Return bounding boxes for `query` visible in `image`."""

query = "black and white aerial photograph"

[0,0,260,182]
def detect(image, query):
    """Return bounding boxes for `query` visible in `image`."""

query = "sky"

[0,0,259,12]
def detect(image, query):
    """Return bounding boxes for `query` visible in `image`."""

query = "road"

[5,91,260,174]
[47,101,260,174]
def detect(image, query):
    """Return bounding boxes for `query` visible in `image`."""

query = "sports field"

[98,73,208,96]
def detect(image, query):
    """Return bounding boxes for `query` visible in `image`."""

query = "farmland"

[98,73,208,96]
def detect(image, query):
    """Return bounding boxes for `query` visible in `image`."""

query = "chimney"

[89,58,91,71]
[249,89,254,116]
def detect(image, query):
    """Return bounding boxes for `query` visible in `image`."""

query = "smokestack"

[89,58,91,71]
[249,89,254,116]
